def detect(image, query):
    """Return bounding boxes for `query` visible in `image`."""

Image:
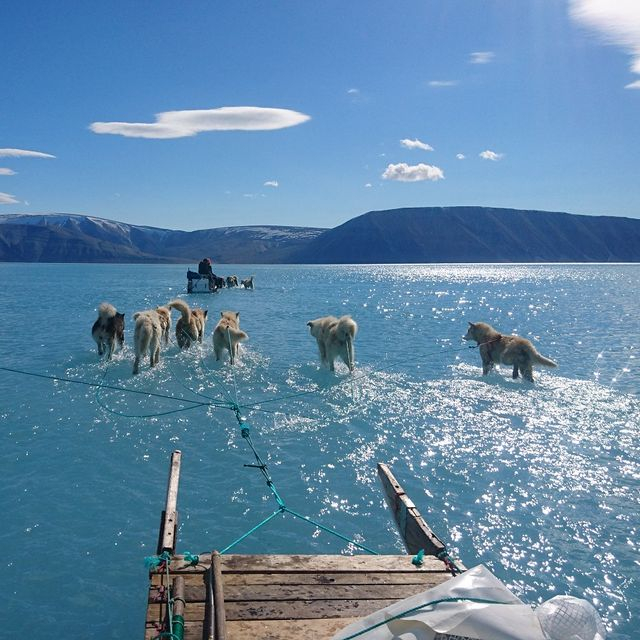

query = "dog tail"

[227,327,248,342]
[168,299,191,323]
[335,316,358,342]
[98,302,117,319]
[533,351,558,368]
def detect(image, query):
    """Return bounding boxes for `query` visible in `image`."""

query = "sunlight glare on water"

[0,263,638,639]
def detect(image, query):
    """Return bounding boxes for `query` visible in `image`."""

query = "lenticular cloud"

[382,163,444,182]
[90,106,311,139]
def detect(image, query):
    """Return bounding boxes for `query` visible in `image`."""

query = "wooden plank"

[148,598,403,622]
[212,550,227,640]
[151,570,445,587]
[146,619,360,640]
[157,450,182,555]
[155,554,447,574]
[377,462,446,556]
[150,580,448,603]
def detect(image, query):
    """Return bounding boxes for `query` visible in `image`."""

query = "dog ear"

[235,312,240,318]
[468,321,474,327]
[204,310,208,318]
[307,321,313,327]
[220,311,224,317]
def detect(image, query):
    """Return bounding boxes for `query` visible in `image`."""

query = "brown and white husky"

[212,311,248,364]
[168,299,208,349]
[463,321,557,382]
[132,309,163,375]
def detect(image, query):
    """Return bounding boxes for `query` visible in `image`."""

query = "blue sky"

[1,1,639,230]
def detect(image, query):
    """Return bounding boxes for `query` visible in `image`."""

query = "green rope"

[219,508,284,555]
[337,596,519,640]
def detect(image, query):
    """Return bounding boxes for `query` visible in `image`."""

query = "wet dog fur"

[132,309,163,374]
[168,299,208,349]
[156,306,171,345]
[212,311,248,364]
[463,321,557,382]
[241,276,254,289]
[307,315,358,372]
[92,302,125,360]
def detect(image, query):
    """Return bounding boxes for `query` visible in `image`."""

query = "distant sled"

[186,269,217,293]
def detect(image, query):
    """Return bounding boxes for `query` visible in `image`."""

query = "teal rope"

[337,596,519,640]
[219,508,284,554]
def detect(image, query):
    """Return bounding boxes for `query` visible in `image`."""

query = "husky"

[92,302,125,360]
[463,321,557,382]
[212,311,248,364]
[168,299,208,349]
[132,309,163,375]
[156,306,172,345]
[226,275,238,288]
[307,315,358,372]
[241,276,254,289]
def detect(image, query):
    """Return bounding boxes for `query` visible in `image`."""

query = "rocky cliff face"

[1,207,639,263]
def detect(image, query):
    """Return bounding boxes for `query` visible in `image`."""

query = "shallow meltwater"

[1,263,638,639]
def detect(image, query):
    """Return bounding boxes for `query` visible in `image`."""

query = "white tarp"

[332,564,604,640]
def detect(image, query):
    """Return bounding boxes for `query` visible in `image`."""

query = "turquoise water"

[1,263,638,638]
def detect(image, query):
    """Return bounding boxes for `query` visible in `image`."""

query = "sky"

[1,0,640,230]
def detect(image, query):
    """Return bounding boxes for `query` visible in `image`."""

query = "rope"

[336,596,520,640]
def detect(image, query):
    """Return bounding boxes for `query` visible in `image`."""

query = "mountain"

[293,207,640,263]
[0,214,324,263]
[1,207,639,263]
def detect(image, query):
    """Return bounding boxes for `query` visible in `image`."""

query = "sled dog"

[226,275,238,288]
[156,306,172,345]
[212,311,248,364]
[241,276,254,289]
[463,321,557,382]
[92,302,125,360]
[307,315,358,372]
[168,299,208,349]
[132,309,163,375]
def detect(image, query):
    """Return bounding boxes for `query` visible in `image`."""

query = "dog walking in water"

[132,309,163,374]
[168,299,208,349]
[463,321,557,382]
[92,302,125,360]
[307,315,358,372]
[212,311,248,364]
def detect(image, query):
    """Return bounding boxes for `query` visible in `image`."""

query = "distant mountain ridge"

[1,207,639,263]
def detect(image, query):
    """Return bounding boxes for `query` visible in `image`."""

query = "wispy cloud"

[400,138,434,151]
[0,191,19,204]
[480,150,504,161]
[428,80,458,87]
[0,168,17,175]
[263,180,279,187]
[382,163,444,182]
[469,51,495,64]
[0,148,56,159]
[364,183,372,188]
[570,1,640,84]
[456,153,466,160]
[347,88,360,95]
[90,106,311,139]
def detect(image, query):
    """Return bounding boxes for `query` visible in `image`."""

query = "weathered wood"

[148,598,403,622]
[151,570,445,587]
[212,551,227,640]
[377,462,446,556]
[146,619,361,640]
[150,580,447,604]
[154,553,447,574]
[157,449,182,555]
[174,576,185,617]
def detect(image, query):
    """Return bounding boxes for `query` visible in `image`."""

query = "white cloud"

[382,163,444,182]
[0,168,16,175]
[400,138,434,151]
[428,80,458,87]
[90,106,311,139]
[263,180,279,187]
[469,51,495,64]
[480,150,504,161]
[347,88,360,95]
[456,153,466,160]
[0,148,56,159]
[626,79,640,88]
[0,191,19,204]
[569,1,640,80]
[364,183,372,188]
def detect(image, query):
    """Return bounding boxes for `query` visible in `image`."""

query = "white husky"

[132,309,163,375]
[307,315,358,372]
[212,311,248,364]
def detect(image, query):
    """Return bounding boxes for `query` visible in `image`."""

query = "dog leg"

[97,340,104,356]
[512,364,519,379]
[522,366,534,383]
[133,356,140,375]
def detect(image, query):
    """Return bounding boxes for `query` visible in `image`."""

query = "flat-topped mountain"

[1,207,639,263]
